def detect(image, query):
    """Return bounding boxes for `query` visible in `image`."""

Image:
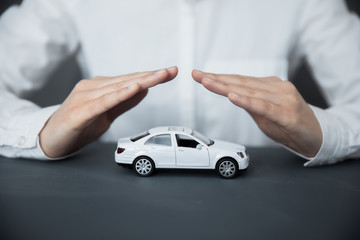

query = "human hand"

[192,70,322,158]
[39,67,178,158]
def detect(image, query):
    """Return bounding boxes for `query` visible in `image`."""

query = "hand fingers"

[201,77,229,96]
[82,70,169,99]
[79,66,178,90]
[77,65,177,124]
[229,87,284,106]
[106,89,148,122]
[192,69,281,92]
[135,66,178,89]
[193,67,294,126]
[161,66,178,81]
[228,92,285,126]
[201,77,284,106]
[78,84,141,126]
[96,66,178,87]
[69,66,178,127]
[192,69,253,84]
[74,66,177,101]
[228,92,302,130]
[193,69,259,86]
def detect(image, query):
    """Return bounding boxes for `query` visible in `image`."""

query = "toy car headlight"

[237,152,244,158]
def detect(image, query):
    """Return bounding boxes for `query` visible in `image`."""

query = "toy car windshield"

[192,130,214,146]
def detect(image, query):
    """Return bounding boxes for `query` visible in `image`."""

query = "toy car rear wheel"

[134,157,155,177]
[217,158,238,179]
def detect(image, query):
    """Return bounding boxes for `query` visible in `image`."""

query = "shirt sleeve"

[295,0,360,166]
[0,0,79,159]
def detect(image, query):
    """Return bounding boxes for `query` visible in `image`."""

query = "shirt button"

[17,136,26,146]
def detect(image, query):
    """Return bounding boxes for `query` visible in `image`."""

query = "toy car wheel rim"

[135,159,153,175]
[219,160,236,177]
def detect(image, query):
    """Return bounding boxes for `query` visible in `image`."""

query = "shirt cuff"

[24,136,67,160]
[0,105,60,159]
[298,105,347,167]
[34,135,81,160]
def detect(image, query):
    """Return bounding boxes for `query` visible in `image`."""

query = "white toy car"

[115,126,249,178]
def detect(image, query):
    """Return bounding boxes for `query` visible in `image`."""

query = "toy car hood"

[210,140,245,152]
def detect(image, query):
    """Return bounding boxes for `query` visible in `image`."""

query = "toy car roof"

[148,126,192,135]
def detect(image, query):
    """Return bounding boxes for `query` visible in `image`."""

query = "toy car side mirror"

[196,144,203,150]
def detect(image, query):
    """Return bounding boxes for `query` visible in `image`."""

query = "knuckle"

[249,98,269,115]
[262,101,274,116]
[94,96,109,114]
[239,95,250,106]
[92,75,104,80]
[139,74,150,81]
[285,94,298,107]
[230,73,242,80]
[256,101,268,113]
[74,79,88,90]
[206,73,218,80]
[248,88,259,97]
[270,76,281,81]
[283,81,297,93]
[261,76,281,82]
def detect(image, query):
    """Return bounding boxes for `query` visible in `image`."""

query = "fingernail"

[155,69,166,75]
[194,69,203,74]
[167,66,177,71]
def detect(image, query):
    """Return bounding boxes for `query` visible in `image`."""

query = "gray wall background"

[1,0,360,109]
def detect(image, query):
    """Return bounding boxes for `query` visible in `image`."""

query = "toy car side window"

[145,134,172,147]
[176,134,199,148]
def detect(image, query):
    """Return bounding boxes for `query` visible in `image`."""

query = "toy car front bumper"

[238,154,250,170]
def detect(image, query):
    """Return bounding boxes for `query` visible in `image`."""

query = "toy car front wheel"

[217,158,238,179]
[134,157,155,177]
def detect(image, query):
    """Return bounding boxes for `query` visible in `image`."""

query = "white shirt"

[0,0,360,166]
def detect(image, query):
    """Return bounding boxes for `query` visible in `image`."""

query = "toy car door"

[175,134,209,167]
[144,134,175,166]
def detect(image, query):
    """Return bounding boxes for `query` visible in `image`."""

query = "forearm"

[301,105,360,166]
[0,0,80,159]
[294,0,360,165]
[0,91,59,159]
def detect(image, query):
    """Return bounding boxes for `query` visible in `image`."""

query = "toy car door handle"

[178,148,185,151]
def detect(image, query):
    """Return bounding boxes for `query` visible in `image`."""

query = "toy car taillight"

[117,148,125,154]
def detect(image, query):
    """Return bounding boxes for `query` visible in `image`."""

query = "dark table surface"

[0,143,359,240]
